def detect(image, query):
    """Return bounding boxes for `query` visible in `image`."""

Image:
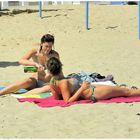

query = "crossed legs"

[0,77,37,96]
[94,85,140,100]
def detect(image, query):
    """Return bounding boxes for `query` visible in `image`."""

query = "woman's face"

[41,42,53,54]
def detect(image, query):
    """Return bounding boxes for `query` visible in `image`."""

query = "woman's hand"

[37,65,45,74]
[34,63,41,68]
[81,81,90,91]
[37,64,44,70]
[37,64,46,81]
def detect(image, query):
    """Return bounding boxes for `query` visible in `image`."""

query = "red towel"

[18,96,140,108]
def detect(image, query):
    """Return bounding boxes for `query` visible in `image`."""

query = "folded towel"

[11,92,52,99]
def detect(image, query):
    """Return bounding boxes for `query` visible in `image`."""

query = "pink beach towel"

[18,96,140,108]
[18,96,93,107]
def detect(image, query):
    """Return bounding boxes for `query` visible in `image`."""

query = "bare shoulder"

[30,48,38,54]
[28,49,38,57]
[21,48,38,59]
[58,79,69,89]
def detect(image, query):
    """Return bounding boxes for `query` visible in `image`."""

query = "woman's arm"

[19,49,39,67]
[37,65,51,82]
[38,73,51,83]
[59,80,85,103]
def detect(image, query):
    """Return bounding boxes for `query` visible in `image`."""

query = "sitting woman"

[45,57,140,103]
[0,34,59,96]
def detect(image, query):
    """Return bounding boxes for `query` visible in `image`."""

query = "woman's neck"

[40,49,52,56]
[53,72,65,80]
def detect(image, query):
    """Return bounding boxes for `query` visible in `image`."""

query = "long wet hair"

[39,34,55,53]
[47,57,62,76]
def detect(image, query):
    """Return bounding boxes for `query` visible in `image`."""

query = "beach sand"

[0,4,140,138]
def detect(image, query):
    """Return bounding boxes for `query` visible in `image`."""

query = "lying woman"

[44,57,140,103]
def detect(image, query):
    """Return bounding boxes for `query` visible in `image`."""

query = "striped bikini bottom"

[90,86,96,102]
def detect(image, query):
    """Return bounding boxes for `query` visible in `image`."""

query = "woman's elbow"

[64,99,69,103]
[18,60,22,65]
[19,59,23,65]
[19,59,26,65]
[64,99,73,103]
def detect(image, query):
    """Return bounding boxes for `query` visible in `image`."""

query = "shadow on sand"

[0,8,74,17]
[0,61,20,68]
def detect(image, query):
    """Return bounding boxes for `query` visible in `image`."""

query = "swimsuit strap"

[90,86,96,102]
[50,77,56,85]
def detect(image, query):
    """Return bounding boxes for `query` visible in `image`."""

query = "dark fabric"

[67,71,116,84]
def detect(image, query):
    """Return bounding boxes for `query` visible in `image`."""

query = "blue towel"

[0,86,28,93]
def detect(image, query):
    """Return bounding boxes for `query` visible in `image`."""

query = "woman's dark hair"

[47,57,62,76]
[41,34,54,44]
[40,34,55,52]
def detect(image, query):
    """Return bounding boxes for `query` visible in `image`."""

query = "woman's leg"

[94,85,140,100]
[23,84,50,95]
[0,77,37,96]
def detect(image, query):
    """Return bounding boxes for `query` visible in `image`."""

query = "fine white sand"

[0,4,140,138]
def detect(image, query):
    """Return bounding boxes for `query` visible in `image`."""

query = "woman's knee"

[23,78,37,87]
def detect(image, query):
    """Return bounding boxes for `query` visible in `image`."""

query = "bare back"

[56,78,80,95]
